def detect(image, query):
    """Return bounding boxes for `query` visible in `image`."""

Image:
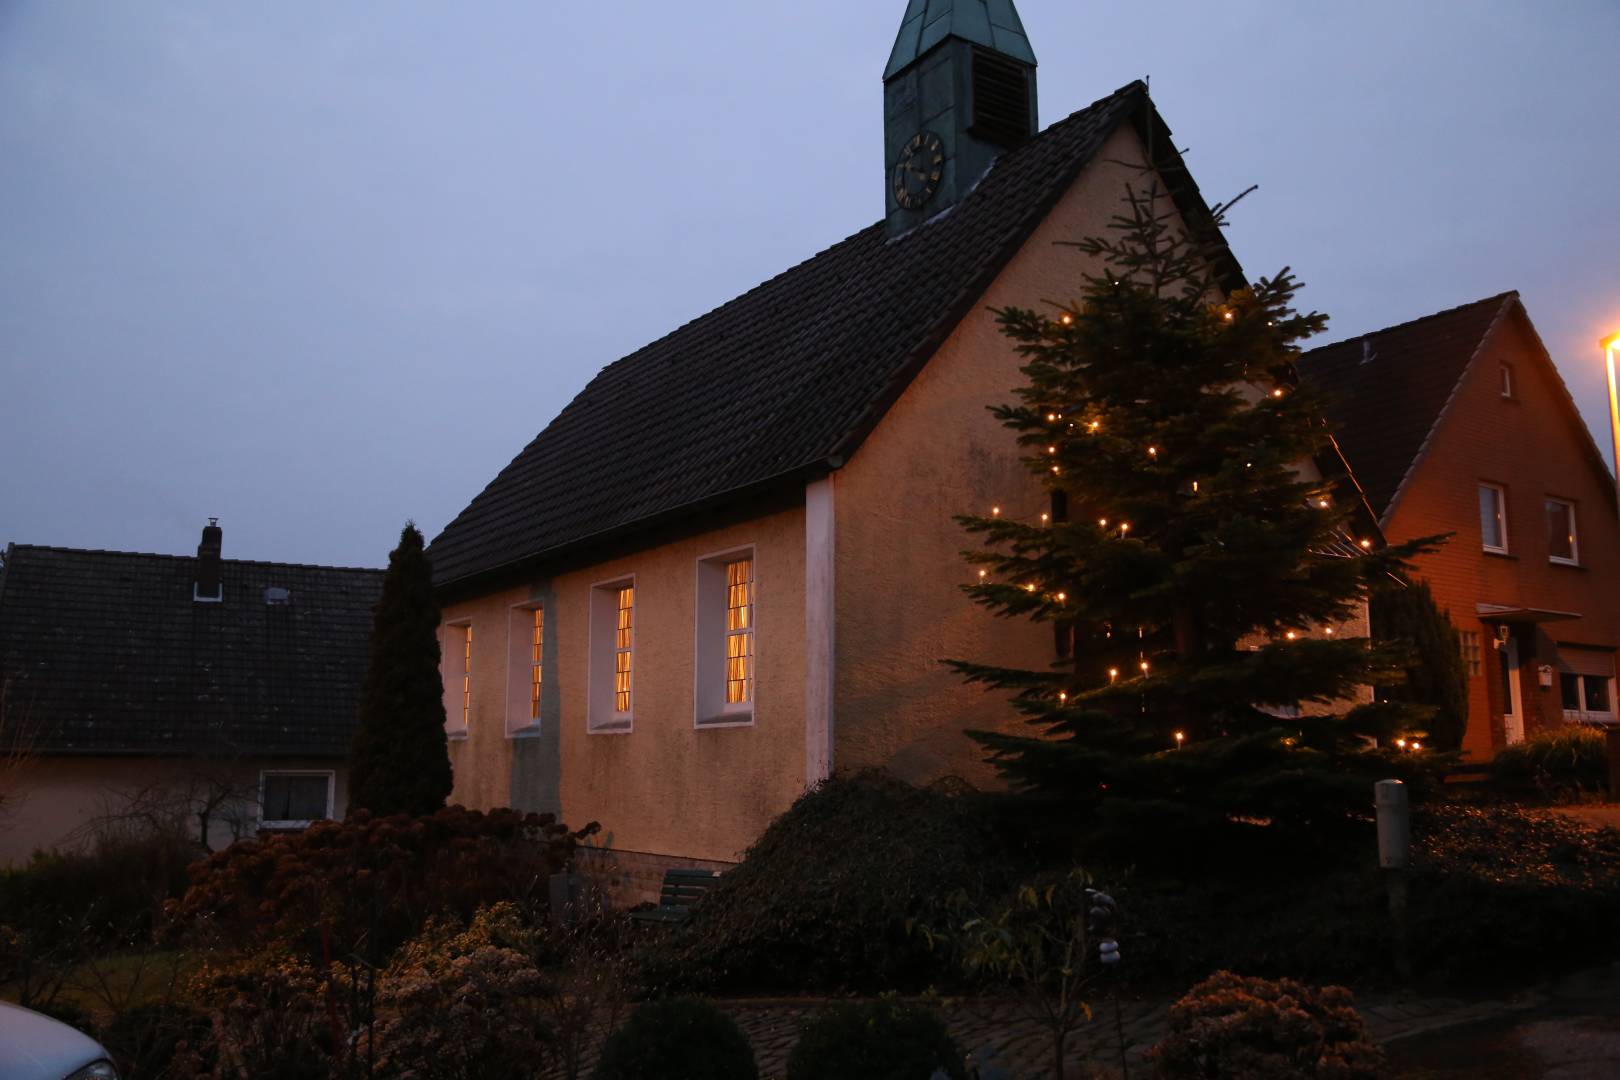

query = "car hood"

[0,1000,111,1078]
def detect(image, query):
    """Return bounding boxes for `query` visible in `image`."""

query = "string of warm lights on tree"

[946,179,1448,835]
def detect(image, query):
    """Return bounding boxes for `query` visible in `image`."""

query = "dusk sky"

[4,1,1618,569]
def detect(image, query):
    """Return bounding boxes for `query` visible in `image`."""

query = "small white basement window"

[505,603,544,737]
[259,771,334,830]
[589,578,635,733]
[441,620,473,737]
[696,550,755,727]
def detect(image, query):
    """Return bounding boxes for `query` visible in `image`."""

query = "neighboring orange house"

[427,1,1366,885]
[1300,294,1620,759]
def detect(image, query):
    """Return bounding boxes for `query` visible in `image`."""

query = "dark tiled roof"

[431,82,1236,589]
[1296,293,1515,522]
[0,545,383,757]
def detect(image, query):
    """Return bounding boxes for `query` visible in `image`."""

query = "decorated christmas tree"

[349,523,455,817]
[951,182,1441,839]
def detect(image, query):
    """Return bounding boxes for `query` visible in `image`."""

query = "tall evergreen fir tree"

[1370,579,1469,750]
[951,182,1441,839]
[349,523,454,817]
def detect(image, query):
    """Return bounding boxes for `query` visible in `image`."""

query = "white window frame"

[441,619,473,739]
[1500,363,1515,399]
[1546,497,1580,567]
[504,602,544,738]
[588,576,636,734]
[1479,483,1509,555]
[258,770,335,830]
[694,546,757,729]
[1561,674,1616,725]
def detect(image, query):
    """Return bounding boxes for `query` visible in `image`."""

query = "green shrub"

[1492,726,1609,801]
[373,903,550,1080]
[99,1002,216,1080]
[1406,804,1620,982]
[594,998,757,1080]
[1149,972,1384,1079]
[169,805,598,964]
[189,947,332,1080]
[0,831,197,948]
[786,999,963,1080]
[640,771,1016,993]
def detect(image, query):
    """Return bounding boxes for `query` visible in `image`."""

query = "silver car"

[0,1001,119,1079]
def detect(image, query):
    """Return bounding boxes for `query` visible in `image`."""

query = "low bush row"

[168,805,599,965]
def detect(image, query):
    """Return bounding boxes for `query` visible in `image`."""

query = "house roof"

[0,544,383,758]
[430,81,1243,591]
[1296,293,1517,522]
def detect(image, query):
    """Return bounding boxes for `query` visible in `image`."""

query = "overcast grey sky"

[3,2,1618,568]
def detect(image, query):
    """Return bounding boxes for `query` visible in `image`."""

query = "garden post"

[1375,780,1412,980]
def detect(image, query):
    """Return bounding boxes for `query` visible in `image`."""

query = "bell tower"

[883,0,1038,236]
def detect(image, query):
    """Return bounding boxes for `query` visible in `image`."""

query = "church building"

[428,1,1365,883]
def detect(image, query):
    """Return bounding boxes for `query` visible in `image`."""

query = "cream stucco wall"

[831,124,1333,786]
[0,756,349,865]
[442,506,807,863]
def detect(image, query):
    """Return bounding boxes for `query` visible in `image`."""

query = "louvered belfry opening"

[971,47,1033,148]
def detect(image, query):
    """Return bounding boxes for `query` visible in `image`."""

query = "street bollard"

[1375,780,1412,980]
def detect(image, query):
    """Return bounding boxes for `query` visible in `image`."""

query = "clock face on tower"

[892,131,945,211]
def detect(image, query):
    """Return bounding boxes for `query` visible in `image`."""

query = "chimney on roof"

[194,519,223,603]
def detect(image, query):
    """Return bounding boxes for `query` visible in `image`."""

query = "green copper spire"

[882,0,1039,234]
[884,0,1037,80]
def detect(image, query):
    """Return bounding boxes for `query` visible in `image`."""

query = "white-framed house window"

[588,578,635,733]
[1500,364,1516,399]
[1546,498,1579,566]
[504,603,544,737]
[695,549,755,727]
[259,771,335,830]
[441,620,473,738]
[1559,650,1616,725]
[1479,483,1509,554]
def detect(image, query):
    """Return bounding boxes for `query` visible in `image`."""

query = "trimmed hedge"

[787,999,964,1080]
[1118,804,1620,989]
[594,998,757,1080]
[640,771,1017,993]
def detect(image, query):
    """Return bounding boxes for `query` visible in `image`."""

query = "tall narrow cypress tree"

[950,183,1442,838]
[1371,579,1469,750]
[349,523,454,817]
